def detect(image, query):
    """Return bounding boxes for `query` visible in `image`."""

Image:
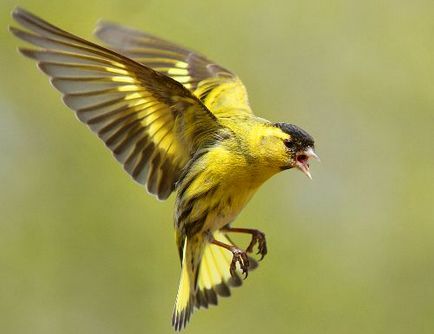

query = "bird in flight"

[10,7,319,331]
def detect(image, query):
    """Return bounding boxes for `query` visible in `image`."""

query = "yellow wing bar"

[94,21,253,115]
[11,7,222,200]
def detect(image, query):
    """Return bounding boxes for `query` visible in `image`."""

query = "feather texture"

[94,21,252,115]
[11,7,222,200]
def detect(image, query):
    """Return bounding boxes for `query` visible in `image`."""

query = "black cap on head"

[274,122,314,149]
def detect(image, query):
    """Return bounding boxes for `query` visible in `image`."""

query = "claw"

[230,248,250,279]
[246,230,267,260]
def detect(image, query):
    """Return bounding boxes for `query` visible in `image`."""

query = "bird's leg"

[210,238,250,279]
[222,227,268,260]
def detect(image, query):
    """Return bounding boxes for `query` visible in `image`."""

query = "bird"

[10,7,320,331]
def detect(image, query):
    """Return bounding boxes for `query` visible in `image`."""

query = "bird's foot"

[229,248,250,279]
[246,230,267,260]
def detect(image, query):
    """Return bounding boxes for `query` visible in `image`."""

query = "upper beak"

[295,147,320,180]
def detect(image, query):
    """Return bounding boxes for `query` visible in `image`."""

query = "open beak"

[295,147,320,180]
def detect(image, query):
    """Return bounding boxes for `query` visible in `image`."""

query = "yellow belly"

[202,182,258,232]
[175,142,280,238]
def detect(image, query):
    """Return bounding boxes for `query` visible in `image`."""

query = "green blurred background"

[1,0,433,333]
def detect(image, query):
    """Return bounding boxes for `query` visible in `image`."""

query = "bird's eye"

[284,139,295,150]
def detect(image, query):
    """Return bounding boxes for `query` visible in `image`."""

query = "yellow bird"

[10,7,320,331]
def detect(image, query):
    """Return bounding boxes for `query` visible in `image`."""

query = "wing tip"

[11,6,25,20]
[93,20,128,44]
[94,20,118,34]
[8,25,22,38]
[17,47,37,59]
[11,6,42,28]
[9,7,33,49]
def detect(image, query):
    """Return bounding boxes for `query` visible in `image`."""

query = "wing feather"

[11,7,222,200]
[94,21,253,115]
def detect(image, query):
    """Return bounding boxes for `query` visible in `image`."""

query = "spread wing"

[10,7,222,200]
[94,22,253,116]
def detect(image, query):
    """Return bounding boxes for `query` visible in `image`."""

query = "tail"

[172,237,195,331]
[172,230,258,331]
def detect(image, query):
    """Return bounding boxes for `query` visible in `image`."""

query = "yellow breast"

[175,118,289,237]
[178,144,273,233]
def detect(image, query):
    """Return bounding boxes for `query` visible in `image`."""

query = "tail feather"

[172,230,258,330]
[172,239,196,331]
[196,230,257,309]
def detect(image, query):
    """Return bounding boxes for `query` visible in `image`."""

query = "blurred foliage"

[1,0,434,333]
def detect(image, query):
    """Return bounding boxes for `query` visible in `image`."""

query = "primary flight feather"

[10,7,319,331]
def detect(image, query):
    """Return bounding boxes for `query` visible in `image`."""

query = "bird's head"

[273,122,320,179]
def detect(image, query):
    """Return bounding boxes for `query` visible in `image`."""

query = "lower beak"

[295,147,320,180]
[296,161,312,179]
